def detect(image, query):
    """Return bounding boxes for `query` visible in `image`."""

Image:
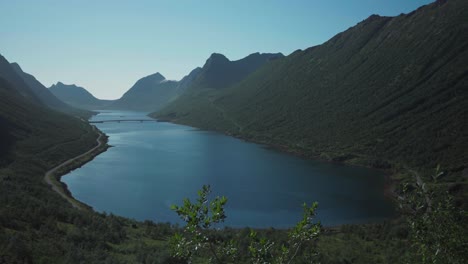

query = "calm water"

[63,111,394,228]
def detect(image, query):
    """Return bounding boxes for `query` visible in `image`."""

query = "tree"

[170,185,321,263]
[400,167,467,264]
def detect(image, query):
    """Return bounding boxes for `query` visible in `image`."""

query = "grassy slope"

[0,75,449,264]
[155,0,468,185]
[1,1,466,262]
[12,65,95,119]
[0,76,418,263]
[0,77,176,263]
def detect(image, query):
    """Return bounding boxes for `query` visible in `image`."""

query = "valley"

[0,0,466,263]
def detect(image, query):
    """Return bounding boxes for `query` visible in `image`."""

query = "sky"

[0,0,433,99]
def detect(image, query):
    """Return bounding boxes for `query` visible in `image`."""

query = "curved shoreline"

[44,125,109,210]
[51,115,399,226]
[158,118,400,201]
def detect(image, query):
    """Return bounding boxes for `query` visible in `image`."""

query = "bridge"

[89,119,158,124]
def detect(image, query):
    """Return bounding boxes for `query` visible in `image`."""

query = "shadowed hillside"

[49,82,114,111]
[107,72,179,111]
[189,52,284,91]
[107,52,282,112]
[0,55,42,104]
[0,63,175,262]
[1,0,467,262]
[154,0,468,178]
[10,63,94,119]
[156,52,285,120]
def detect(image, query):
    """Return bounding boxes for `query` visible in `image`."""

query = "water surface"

[63,111,394,228]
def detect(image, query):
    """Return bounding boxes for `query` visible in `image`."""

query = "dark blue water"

[63,111,394,228]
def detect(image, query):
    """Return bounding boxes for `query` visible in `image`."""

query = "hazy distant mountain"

[176,67,202,94]
[108,72,179,111]
[49,82,114,110]
[92,52,281,112]
[0,55,42,105]
[155,0,468,173]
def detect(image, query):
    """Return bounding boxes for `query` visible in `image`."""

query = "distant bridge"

[89,119,158,124]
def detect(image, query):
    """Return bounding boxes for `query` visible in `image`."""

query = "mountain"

[0,55,42,105]
[0,67,123,261]
[154,0,468,175]
[74,52,281,112]
[153,52,284,119]
[189,52,284,91]
[10,63,69,109]
[107,72,179,111]
[10,63,94,118]
[176,67,202,93]
[49,82,114,110]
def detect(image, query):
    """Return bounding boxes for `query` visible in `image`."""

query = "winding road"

[44,126,104,210]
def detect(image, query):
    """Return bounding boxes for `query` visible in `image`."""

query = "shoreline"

[44,124,110,210]
[51,114,400,228]
[159,117,402,207]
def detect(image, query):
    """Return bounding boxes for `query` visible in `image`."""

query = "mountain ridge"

[189,52,284,91]
[0,55,42,105]
[10,63,94,118]
[107,72,178,111]
[154,0,468,177]
[49,82,114,110]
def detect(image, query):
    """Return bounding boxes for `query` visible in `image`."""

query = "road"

[43,126,104,210]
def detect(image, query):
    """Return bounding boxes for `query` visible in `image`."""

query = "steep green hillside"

[175,67,202,94]
[0,74,175,262]
[0,55,42,105]
[155,0,468,180]
[92,53,283,112]
[189,52,284,91]
[49,82,114,110]
[11,63,94,119]
[156,52,285,121]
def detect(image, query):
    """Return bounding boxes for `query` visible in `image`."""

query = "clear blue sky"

[0,0,433,99]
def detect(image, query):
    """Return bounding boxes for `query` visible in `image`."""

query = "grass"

[154,0,468,197]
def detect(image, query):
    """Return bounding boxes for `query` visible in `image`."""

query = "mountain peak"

[208,53,229,62]
[244,52,284,61]
[143,72,166,82]
[53,82,78,88]
[147,72,166,81]
[9,62,22,72]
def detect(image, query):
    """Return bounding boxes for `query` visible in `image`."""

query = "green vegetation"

[11,63,94,119]
[400,167,467,264]
[170,185,321,264]
[187,53,283,92]
[168,182,467,264]
[154,0,468,192]
[106,53,283,112]
[1,0,467,263]
[0,73,179,262]
[1,72,465,262]
[150,1,468,261]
